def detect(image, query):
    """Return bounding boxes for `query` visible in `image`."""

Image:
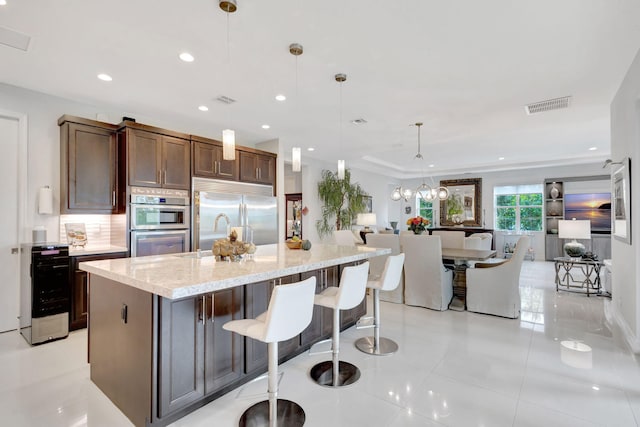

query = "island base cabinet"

[300,267,338,346]
[89,276,153,427]
[204,288,245,394]
[158,288,245,419]
[158,297,205,418]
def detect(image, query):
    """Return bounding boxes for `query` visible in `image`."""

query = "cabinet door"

[239,151,259,183]
[204,288,244,394]
[62,123,117,213]
[70,252,127,331]
[71,270,88,331]
[256,155,276,185]
[129,129,162,187]
[193,141,238,180]
[545,234,563,260]
[239,152,276,187]
[162,136,190,189]
[244,280,272,374]
[158,296,205,417]
[300,269,334,346]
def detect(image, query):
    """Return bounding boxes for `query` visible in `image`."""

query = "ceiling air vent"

[0,26,31,51]
[351,118,368,125]
[525,96,571,115]
[216,95,236,105]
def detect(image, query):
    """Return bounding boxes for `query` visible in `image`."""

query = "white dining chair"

[400,234,453,311]
[365,233,404,303]
[333,229,358,246]
[466,236,530,318]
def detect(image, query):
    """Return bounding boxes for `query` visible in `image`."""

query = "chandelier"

[390,122,449,202]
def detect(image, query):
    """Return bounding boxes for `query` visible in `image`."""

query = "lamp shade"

[357,213,377,227]
[222,129,236,160]
[292,147,301,172]
[558,220,591,240]
[337,160,345,179]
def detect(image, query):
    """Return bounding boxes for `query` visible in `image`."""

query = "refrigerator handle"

[244,204,249,226]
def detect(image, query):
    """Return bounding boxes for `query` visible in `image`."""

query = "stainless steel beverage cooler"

[20,244,70,345]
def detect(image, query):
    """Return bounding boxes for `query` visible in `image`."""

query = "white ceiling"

[1,0,639,179]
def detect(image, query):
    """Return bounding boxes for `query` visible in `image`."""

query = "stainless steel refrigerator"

[192,177,278,251]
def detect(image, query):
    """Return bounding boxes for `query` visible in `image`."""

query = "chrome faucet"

[213,213,230,232]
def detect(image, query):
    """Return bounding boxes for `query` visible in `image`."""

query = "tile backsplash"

[59,214,127,247]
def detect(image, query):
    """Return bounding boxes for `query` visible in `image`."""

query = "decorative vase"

[413,229,423,235]
[550,184,560,199]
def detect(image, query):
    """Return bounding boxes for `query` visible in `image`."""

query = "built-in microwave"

[129,188,190,230]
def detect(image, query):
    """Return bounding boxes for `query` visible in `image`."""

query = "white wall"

[610,48,640,351]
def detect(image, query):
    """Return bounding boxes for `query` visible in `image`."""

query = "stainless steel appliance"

[20,243,69,345]
[193,178,277,251]
[130,187,190,257]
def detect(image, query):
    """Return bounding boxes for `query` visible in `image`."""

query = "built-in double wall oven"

[129,187,190,257]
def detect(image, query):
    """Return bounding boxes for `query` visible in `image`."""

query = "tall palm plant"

[316,169,368,238]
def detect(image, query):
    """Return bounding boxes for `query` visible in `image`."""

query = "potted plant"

[316,169,368,238]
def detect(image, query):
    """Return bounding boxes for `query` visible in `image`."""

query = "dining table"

[441,247,498,311]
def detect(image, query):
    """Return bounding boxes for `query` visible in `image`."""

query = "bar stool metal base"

[239,399,305,427]
[354,336,398,356]
[309,360,360,387]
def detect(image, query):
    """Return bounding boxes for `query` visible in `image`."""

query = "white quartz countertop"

[80,244,390,300]
[69,245,129,257]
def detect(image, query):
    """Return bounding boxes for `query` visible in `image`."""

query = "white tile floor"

[1,261,639,426]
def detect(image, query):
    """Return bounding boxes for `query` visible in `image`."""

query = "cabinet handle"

[210,294,215,323]
[256,168,259,179]
[157,170,161,184]
[200,295,206,325]
[121,304,128,324]
[163,169,167,185]
[112,191,116,207]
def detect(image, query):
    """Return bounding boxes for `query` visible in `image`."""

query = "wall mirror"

[612,158,631,244]
[285,193,303,240]
[439,178,482,227]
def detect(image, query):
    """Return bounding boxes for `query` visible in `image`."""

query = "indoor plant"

[316,169,368,238]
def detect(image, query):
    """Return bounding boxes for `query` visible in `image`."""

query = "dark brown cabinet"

[192,137,238,181]
[158,287,244,418]
[125,128,190,190]
[69,251,127,331]
[300,267,338,346]
[59,116,120,214]
[239,151,276,187]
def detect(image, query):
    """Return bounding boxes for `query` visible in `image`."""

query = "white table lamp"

[357,213,377,231]
[558,219,591,257]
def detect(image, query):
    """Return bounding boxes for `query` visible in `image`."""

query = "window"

[494,185,543,231]
[417,197,434,227]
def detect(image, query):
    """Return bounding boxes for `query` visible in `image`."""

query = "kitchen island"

[80,244,389,427]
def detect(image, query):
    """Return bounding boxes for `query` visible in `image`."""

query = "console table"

[554,257,603,296]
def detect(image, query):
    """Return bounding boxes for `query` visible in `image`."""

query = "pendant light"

[220,0,237,160]
[290,43,303,172]
[390,122,449,202]
[336,73,346,179]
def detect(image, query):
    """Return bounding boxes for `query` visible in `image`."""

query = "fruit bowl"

[285,239,302,249]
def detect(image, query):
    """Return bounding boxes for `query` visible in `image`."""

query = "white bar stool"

[355,254,405,355]
[223,277,317,427]
[309,262,369,387]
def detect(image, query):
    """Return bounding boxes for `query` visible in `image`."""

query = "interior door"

[0,114,20,332]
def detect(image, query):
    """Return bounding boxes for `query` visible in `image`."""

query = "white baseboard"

[604,299,640,354]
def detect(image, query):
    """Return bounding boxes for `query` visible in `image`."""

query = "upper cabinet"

[239,150,276,187]
[59,115,121,214]
[192,136,238,181]
[122,124,190,190]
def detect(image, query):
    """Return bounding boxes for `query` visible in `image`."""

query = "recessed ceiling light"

[275,94,286,101]
[179,52,195,62]
[498,157,505,160]
[97,73,112,82]
[0,1,7,6]
[428,164,435,168]
[261,124,270,129]
[589,147,597,151]
[198,105,209,112]
[307,147,315,152]
[592,385,600,391]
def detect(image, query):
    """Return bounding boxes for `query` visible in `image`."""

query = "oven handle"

[131,229,189,237]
